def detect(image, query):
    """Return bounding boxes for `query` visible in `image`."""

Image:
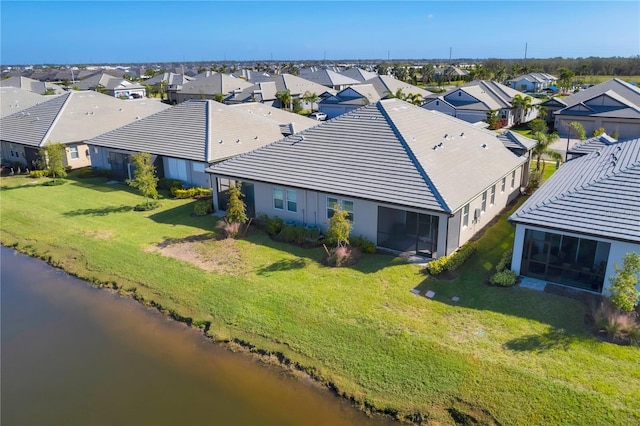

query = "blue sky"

[1,1,638,65]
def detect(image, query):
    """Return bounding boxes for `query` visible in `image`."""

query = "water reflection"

[1,246,397,426]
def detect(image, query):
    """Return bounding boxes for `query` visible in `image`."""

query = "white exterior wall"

[423,100,456,116]
[511,224,640,295]
[163,157,210,188]
[456,168,522,247]
[445,90,478,103]
[247,180,450,255]
[455,110,487,124]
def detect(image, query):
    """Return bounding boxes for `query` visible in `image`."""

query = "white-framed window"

[273,188,284,210]
[481,191,487,213]
[273,188,297,212]
[490,185,496,206]
[462,204,469,228]
[501,177,506,193]
[69,146,79,159]
[511,170,516,189]
[327,197,354,221]
[286,189,297,212]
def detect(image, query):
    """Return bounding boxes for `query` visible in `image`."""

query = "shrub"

[216,220,242,239]
[276,224,307,245]
[490,270,518,287]
[193,200,213,216]
[158,178,183,191]
[195,187,212,198]
[173,188,197,199]
[444,242,478,271]
[133,200,160,211]
[496,249,513,273]
[350,235,376,254]
[76,168,96,178]
[426,256,448,275]
[326,245,361,267]
[29,170,49,178]
[426,242,478,275]
[42,179,66,186]
[262,215,284,236]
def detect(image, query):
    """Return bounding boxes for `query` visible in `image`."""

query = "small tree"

[325,203,351,247]
[126,152,158,209]
[302,91,319,112]
[608,252,640,312]
[42,142,67,180]
[276,90,292,110]
[225,183,248,224]
[213,92,226,103]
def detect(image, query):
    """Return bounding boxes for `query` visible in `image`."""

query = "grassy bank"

[1,174,638,425]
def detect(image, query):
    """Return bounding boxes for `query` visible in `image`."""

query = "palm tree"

[532,131,562,172]
[302,91,319,112]
[404,93,423,106]
[276,90,292,110]
[159,79,168,100]
[511,94,533,125]
[420,64,435,84]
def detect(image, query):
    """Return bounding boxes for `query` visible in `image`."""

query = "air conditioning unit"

[474,208,482,220]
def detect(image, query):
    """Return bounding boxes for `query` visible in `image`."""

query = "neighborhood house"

[208,99,528,258]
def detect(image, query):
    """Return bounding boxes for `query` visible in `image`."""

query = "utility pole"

[524,42,528,61]
[449,47,452,64]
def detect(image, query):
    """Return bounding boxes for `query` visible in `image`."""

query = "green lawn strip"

[1,174,638,424]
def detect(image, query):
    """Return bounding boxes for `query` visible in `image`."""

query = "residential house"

[74,72,146,98]
[0,91,169,169]
[87,100,318,189]
[423,80,540,126]
[166,73,253,104]
[539,96,567,129]
[364,75,432,101]
[240,74,336,109]
[226,81,280,106]
[508,73,557,93]
[207,99,528,258]
[338,67,378,83]
[510,138,640,294]
[0,76,65,95]
[317,84,382,119]
[552,78,640,139]
[144,72,195,88]
[299,69,360,91]
[434,66,469,82]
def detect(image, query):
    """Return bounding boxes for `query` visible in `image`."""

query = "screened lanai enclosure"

[377,206,439,257]
[520,229,610,292]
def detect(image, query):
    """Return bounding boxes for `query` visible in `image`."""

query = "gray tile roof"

[170,73,253,95]
[0,76,64,95]
[87,100,299,163]
[300,69,360,87]
[497,130,537,151]
[567,133,618,156]
[339,67,378,82]
[0,91,170,147]
[1,87,52,118]
[74,72,144,91]
[319,84,382,106]
[226,81,279,103]
[144,73,194,86]
[555,78,640,118]
[364,75,432,99]
[208,99,525,213]
[258,74,336,97]
[510,138,640,243]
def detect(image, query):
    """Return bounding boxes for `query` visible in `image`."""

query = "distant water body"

[1,246,397,426]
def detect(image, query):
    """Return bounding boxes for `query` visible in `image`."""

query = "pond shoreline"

[2,242,409,424]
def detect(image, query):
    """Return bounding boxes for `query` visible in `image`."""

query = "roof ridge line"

[40,92,72,146]
[377,100,451,213]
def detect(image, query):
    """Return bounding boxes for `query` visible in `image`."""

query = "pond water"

[1,246,397,426]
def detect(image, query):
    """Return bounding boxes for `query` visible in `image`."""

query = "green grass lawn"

[1,173,638,425]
